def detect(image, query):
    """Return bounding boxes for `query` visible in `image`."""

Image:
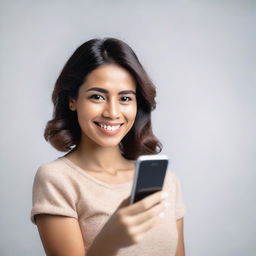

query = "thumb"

[117,196,131,209]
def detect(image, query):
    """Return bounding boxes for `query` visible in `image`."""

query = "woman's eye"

[121,96,132,102]
[89,94,105,100]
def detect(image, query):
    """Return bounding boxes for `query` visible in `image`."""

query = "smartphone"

[130,154,169,204]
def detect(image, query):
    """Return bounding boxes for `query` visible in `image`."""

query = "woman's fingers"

[126,201,170,242]
[129,199,169,226]
[131,214,160,235]
[124,190,169,216]
[110,190,170,246]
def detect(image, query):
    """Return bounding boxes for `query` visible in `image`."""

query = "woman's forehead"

[82,64,136,91]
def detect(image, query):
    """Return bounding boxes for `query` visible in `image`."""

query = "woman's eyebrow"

[86,87,136,95]
[118,90,136,95]
[86,87,107,94]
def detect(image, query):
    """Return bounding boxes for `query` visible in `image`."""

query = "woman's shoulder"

[34,157,71,180]
[32,157,81,197]
[163,169,185,194]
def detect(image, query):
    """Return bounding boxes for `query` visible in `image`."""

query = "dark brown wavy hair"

[44,37,162,160]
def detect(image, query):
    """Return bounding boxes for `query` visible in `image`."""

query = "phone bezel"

[130,154,169,204]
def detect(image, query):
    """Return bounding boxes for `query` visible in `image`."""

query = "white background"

[0,0,255,255]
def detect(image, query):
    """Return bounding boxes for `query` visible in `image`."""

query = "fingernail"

[164,201,170,208]
[159,212,165,218]
[161,192,169,199]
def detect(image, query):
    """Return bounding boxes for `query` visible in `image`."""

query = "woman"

[30,38,187,256]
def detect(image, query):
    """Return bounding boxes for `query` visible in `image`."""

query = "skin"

[67,63,137,176]
[35,64,185,256]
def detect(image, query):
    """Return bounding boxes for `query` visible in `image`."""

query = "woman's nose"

[102,100,120,119]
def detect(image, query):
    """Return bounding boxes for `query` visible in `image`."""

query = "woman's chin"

[97,140,121,148]
[88,137,121,148]
[80,130,127,148]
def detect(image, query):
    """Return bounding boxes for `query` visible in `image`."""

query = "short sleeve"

[172,173,187,220]
[164,170,187,220]
[30,164,78,225]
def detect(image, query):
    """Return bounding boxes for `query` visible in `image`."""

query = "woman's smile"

[93,121,124,136]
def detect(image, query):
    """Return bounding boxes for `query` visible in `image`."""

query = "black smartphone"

[130,155,169,204]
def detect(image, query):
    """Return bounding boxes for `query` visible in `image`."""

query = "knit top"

[30,156,187,255]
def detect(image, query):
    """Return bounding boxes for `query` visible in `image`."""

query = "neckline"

[59,156,133,189]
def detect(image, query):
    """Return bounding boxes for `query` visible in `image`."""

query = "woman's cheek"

[80,102,102,118]
[123,103,137,117]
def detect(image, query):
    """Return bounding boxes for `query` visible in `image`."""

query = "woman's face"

[69,64,137,148]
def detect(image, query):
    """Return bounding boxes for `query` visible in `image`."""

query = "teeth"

[99,123,120,131]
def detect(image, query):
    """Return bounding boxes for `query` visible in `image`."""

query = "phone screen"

[130,156,168,204]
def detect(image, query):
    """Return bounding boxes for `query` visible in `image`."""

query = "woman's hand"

[88,190,170,254]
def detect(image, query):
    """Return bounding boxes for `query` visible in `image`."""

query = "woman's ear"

[69,98,77,111]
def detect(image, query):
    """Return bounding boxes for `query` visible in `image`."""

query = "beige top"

[30,156,187,256]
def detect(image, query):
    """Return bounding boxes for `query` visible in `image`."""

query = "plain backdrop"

[0,0,255,255]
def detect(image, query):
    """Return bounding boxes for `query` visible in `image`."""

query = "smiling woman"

[30,38,186,256]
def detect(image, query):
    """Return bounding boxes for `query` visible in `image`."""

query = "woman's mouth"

[93,121,124,136]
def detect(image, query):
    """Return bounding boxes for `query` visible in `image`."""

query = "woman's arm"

[35,214,86,256]
[175,218,185,256]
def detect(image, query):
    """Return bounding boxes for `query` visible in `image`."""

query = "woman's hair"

[44,37,162,160]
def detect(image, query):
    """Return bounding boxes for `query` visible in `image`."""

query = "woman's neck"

[65,138,132,173]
